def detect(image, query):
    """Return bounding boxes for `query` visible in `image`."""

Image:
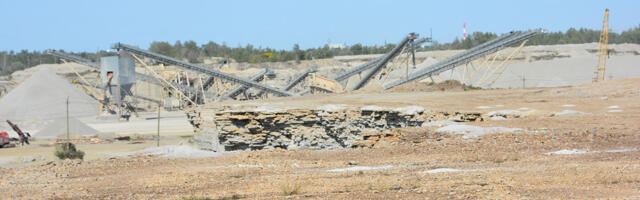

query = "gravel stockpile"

[34,117,101,139]
[0,68,99,122]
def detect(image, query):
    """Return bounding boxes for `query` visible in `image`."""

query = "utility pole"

[66,96,70,143]
[430,28,432,41]
[157,103,161,147]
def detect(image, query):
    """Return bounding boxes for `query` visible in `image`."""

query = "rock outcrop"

[190,105,482,151]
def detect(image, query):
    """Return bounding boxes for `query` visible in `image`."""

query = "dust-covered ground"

[1,78,640,199]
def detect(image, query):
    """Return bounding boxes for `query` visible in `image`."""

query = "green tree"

[293,43,301,63]
[350,43,363,55]
[149,41,178,58]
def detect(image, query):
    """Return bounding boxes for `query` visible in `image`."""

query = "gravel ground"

[1,77,639,199]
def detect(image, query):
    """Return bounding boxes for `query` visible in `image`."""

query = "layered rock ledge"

[189,105,482,151]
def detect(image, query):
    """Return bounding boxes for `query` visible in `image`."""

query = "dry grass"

[280,181,302,196]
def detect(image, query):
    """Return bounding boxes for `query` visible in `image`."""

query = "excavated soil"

[2,78,640,199]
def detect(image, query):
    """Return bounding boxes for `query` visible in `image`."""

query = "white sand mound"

[545,149,636,155]
[475,106,492,109]
[544,149,589,155]
[551,110,588,117]
[425,168,468,174]
[417,57,439,68]
[425,168,499,174]
[486,110,518,116]
[490,116,507,121]
[251,105,285,113]
[210,164,279,169]
[34,117,101,139]
[317,104,349,111]
[131,145,219,158]
[436,125,524,138]
[0,68,99,122]
[422,120,460,127]
[360,105,388,111]
[393,106,425,115]
[327,165,393,172]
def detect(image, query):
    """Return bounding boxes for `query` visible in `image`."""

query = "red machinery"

[6,120,29,146]
[0,132,10,148]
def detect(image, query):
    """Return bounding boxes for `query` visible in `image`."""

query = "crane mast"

[593,8,609,82]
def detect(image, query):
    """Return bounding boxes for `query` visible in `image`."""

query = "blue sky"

[0,0,637,52]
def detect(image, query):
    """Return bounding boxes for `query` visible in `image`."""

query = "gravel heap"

[33,117,101,139]
[0,68,99,122]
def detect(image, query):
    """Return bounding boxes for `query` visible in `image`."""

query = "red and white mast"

[463,23,467,40]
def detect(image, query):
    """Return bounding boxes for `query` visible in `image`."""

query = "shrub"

[54,142,85,160]
[463,84,483,91]
[280,182,302,196]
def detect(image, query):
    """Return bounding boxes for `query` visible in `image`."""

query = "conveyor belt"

[351,33,417,90]
[383,29,544,90]
[218,69,270,101]
[114,43,295,97]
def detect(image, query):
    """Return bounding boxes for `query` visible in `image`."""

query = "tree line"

[425,26,640,50]
[1,26,639,76]
[148,40,397,64]
[148,25,640,63]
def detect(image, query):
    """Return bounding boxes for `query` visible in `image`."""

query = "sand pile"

[10,63,93,84]
[417,57,439,68]
[354,80,384,93]
[0,68,99,123]
[33,117,101,139]
[386,80,468,93]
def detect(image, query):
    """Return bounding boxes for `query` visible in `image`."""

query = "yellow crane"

[594,8,609,82]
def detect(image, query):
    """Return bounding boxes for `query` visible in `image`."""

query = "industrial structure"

[41,29,544,121]
[384,29,544,89]
[113,43,295,97]
[593,8,610,82]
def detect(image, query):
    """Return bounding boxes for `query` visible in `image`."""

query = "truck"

[0,131,15,148]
